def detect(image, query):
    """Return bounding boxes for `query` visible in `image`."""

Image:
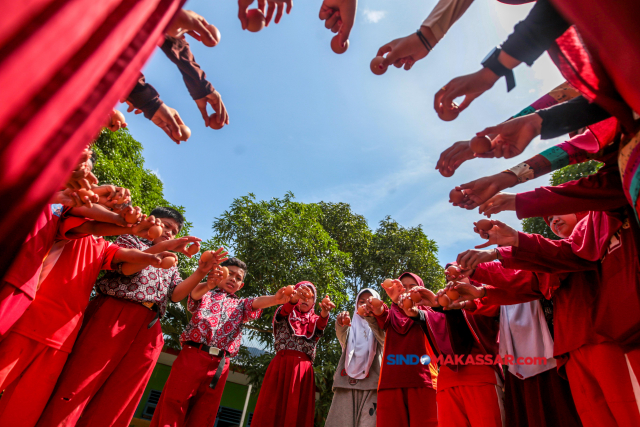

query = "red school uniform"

[374,273,439,427]
[150,287,262,427]
[37,234,182,427]
[0,203,66,337]
[252,282,329,427]
[0,216,119,427]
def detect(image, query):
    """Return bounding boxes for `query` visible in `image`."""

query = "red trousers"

[377,387,438,427]
[0,281,32,338]
[0,332,68,427]
[565,343,640,427]
[437,383,504,427]
[252,350,316,427]
[150,344,230,427]
[625,348,640,409]
[37,295,163,427]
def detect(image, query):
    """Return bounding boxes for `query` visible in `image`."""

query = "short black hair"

[221,257,247,281]
[150,206,185,231]
[88,149,98,171]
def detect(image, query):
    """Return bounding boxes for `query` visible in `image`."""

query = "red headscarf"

[544,211,589,228]
[284,281,320,339]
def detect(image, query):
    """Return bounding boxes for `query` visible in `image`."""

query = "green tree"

[195,193,443,426]
[522,160,603,236]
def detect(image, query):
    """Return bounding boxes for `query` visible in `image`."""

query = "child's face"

[217,266,245,294]
[549,214,578,239]
[357,291,373,317]
[297,286,314,313]
[400,275,419,291]
[153,218,180,245]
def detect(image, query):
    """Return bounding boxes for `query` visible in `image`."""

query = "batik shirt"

[180,288,261,357]
[273,311,328,362]
[96,235,182,317]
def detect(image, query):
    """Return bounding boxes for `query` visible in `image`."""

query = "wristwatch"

[482,47,516,92]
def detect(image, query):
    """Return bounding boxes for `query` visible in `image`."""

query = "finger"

[324,12,339,29]
[265,1,275,25]
[275,3,284,23]
[318,4,333,20]
[286,0,292,14]
[474,241,492,249]
[434,87,447,113]
[196,102,209,127]
[336,6,354,44]
[238,7,249,30]
[257,0,267,14]
[458,93,479,112]
[377,44,393,58]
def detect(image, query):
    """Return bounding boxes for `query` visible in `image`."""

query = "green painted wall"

[133,363,172,418]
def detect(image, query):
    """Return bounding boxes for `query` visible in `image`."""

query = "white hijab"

[345,288,380,379]
[499,300,556,379]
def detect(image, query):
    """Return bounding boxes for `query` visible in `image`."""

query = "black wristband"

[416,29,432,52]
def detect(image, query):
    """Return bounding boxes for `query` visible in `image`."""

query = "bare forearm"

[251,295,279,310]
[171,270,208,302]
[190,282,210,301]
[113,248,157,264]
[70,205,125,225]
[121,263,148,276]
[73,221,131,237]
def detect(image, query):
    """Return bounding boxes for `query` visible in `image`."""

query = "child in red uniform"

[149,258,292,427]
[37,207,228,427]
[0,211,176,427]
[252,281,335,427]
[371,272,439,427]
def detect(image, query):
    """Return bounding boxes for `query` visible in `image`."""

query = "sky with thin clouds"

[122,0,565,275]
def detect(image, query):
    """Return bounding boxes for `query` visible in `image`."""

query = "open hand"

[434,68,499,120]
[456,249,498,270]
[408,286,438,307]
[454,173,518,210]
[376,27,434,71]
[473,219,519,248]
[337,311,351,326]
[265,0,292,26]
[436,141,475,177]
[198,247,229,273]
[381,279,405,304]
[479,192,517,217]
[476,113,543,159]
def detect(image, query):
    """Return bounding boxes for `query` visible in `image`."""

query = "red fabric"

[376,387,437,427]
[436,382,504,427]
[252,350,316,427]
[0,281,32,338]
[438,364,498,390]
[0,332,69,427]
[550,0,640,127]
[2,204,65,298]
[391,272,424,334]
[515,158,627,220]
[12,235,119,352]
[375,305,435,390]
[0,0,182,282]
[504,369,582,427]
[37,295,164,427]
[150,344,231,427]
[547,27,634,131]
[473,262,561,302]
[284,281,320,339]
[565,343,640,427]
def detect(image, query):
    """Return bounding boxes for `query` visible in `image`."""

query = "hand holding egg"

[320,295,335,316]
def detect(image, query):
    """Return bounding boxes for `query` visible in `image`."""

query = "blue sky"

[122,0,565,270]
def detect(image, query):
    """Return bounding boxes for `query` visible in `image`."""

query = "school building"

[129,346,264,427]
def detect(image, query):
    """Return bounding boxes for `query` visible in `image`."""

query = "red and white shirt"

[96,235,182,317]
[180,288,262,357]
[273,312,327,362]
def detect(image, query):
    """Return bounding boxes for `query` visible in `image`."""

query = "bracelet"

[481,285,487,298]
[507,162,535,184]
[416,29,432,52]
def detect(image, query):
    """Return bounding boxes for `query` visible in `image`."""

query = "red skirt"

[0,0,182,280]
[251,350,316,427]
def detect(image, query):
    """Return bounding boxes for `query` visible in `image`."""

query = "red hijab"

[284,281,320,339]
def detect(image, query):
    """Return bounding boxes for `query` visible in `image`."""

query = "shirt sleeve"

[276,302,297,322]
[363,315,386,346]
[537,96,612,139]
[187,294,202,313]
[316,314,329,331]
[500,0,570,66]
[373,304,390,331]
[472,261,558,300]
[100,243,121,270]
[335,319,349,348]
[114,234,141,250]
[160,36,214,100]
[125,74,163,119]
[241,297,262,323]
[166,267,183,301]
[421,0,475,42]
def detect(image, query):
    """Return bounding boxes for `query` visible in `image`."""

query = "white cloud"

[362,8,386,24]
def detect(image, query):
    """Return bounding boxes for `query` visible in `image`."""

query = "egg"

[186,243,200,256]
[209,113,224,130]
[402,297,414,309]
[370,56,387,75]
[220,266,229,280]
[115,195,127,204]
[438,294,451,307]
[247,9,265,32]
[124,212,140,224]
[410,292,422,303]
[357,305,366,316]
[476,219,493,231]
[382,279,394,289]
[77,189,95,199]
[446,288,460,300]
[200,251,213,263]
[370,298,383,309]
[446,265,460,278]
[160,257,176,269]
[439,102,459,122]
[469,135,492,154]
[322,296,330,305]
[449,189,465,204]
[204,24,221,47]
[147,225,163,239]
[112,110,125,125]
[284,285,295,296]
[177,124,191,141]
[344,316,351,326]
[331,35,349,54]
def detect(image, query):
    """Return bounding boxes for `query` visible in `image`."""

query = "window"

[246,412,254,426]
[214,406,243,427]
[141,389,163,420]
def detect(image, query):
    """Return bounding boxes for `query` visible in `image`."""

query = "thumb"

[336,11,354,45]
[196,102,210,127]
[474,241,492,249]
[476,125,501,138]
